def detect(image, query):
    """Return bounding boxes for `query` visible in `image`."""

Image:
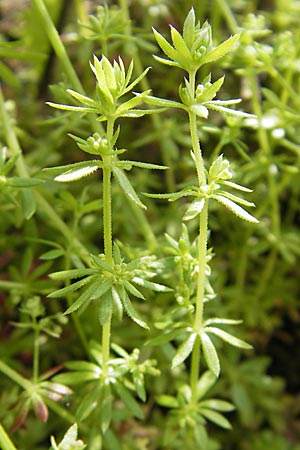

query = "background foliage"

[0,0,300,449]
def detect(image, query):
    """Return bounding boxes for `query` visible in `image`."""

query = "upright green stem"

[32,0,83,94]
[101,118,115,378]
[188,71,209,403]
[0,423,17,450]
[33,326,40,384]
[0,360,32,391]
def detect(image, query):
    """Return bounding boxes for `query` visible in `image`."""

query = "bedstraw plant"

[1,1,299,449]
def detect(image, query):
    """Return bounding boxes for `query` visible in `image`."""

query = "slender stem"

[188,71,209,403]
[33,326,40,384]
[0,423,17,450]
[101,118,115,378]
[32,0,83,93]
[0,360,32,391]
[215,0,239,33]
[193,201,208,331]
[190,336,201,400]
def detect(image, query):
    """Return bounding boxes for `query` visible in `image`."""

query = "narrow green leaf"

[114,383,144,419]
[64,361,101,372]
[170,26,191,61]
[222,180,252,192]
[132,276,171,292]
[172,333,197,368]
[153,28,178,62]
[206,101,254,118]
[8,177,43,187]
[43,161,102,177]
[117,160,167,170]
[145,95,183,109]
[76,385,101,422]
[156,394,179,408]
[113,166,146,209]
[183,198,205,221]
[201,333,220,377]
[48,276,93,298]
[50,268,97,280]
[205,326,253,349]
[40,249,64,260]
[47,102,97,113]
[217,190,255,208]
[183,8,196,48]
[120,289,149,329]
[204,318,242,327]
[204,34,240,64]
[213,194,259,223]
[123,280,145,300]
[64,278,112,315]
[54,372,99,385]
[200,408,232,429]
[66,89,99,107]
[124,67,151,94]
[197,371,217,399]
[98,289,113,325]
[190,104,209,118]
[55,165,100,182]
[100,383,113,433]
[90,254,113,272]
[21,189,36,219]
[199,76,225,102]
[199,399,234,412]
[153,55,180,67]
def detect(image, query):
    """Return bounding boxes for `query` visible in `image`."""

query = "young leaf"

[213,194,259,223]
[114,383,144,419]
[113,166,146,209]
[183,8,196,48]
[153,28,179,63]
[98,288,113,325]
[48,276,93,298]
[123,280,145,300]
[64,278,112,315]
[100,383,113,433]
[205,326,253,349]
[201,332,220,377]
[183,198,205,221]
[49,268,96,280]
[170,26,191,61]
[55,165,100,182]
[172,333,197,368]
[120,288,149,329]
[132,276,171,292]
[200,408,232,429]
[200,399,234,412]
[204,34,240,65]
[197,370,217,399]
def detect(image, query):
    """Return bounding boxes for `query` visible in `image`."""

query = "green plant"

[1,1,300,449]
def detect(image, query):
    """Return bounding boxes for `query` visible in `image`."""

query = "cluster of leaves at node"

[54,341,160,433]
[146,155,258,224]
[47,55,162,121]
[49,243,170,329]
[161,224,215,312]
[157,371,234,448]
[43,130,166,210]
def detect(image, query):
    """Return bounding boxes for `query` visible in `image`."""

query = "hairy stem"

[188,71,209,403]
[101,118,115,378]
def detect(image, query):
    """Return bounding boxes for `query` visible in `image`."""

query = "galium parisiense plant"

[5,1,300,449]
